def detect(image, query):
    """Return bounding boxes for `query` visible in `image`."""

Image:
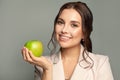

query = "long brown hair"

[48,1,93,68]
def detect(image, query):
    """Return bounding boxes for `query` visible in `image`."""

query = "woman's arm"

[21,47,53,80]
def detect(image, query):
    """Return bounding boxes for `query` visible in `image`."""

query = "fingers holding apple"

[21,47,52,70]
[21,47,33,63]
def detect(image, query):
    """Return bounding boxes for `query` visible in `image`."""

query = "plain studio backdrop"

[0,0,119,80]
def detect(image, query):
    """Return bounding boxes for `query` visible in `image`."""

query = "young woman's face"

[55,9,83,48]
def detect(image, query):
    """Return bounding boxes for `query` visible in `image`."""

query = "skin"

[21,8,83,80]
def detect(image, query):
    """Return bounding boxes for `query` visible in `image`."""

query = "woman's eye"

[71,24,78,27]
[56,20,64,25]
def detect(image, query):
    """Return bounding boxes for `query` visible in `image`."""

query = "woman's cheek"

[55,27,59,40]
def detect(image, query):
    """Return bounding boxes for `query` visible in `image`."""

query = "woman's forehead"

[58,9,82,23]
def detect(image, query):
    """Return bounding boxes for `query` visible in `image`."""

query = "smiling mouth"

[59,34,72,41]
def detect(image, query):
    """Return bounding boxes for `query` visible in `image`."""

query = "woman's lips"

[59,34,72,41]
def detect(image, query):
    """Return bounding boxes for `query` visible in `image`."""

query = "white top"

[34,46,114,80]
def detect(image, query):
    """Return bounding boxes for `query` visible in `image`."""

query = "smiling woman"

[21,1,114,80]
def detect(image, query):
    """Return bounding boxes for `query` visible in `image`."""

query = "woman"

[21,1,114,80]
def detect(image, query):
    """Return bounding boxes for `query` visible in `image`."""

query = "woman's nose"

[61,24,69,33]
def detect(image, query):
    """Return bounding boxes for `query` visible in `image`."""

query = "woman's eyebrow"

[58,18,81,24]
[57,18,64,21]
[71,20,81,24]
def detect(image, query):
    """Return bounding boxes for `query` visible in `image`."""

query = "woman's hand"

[21,47,52,71]
[21,47,53,80]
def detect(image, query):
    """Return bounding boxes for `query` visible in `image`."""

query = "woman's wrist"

[42,65,53,80]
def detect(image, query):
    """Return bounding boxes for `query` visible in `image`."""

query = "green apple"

[24,40,43,57]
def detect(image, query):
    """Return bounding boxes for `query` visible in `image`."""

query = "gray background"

[0,0,119,80]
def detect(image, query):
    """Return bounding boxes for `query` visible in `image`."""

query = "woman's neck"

[61,45,81,60]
